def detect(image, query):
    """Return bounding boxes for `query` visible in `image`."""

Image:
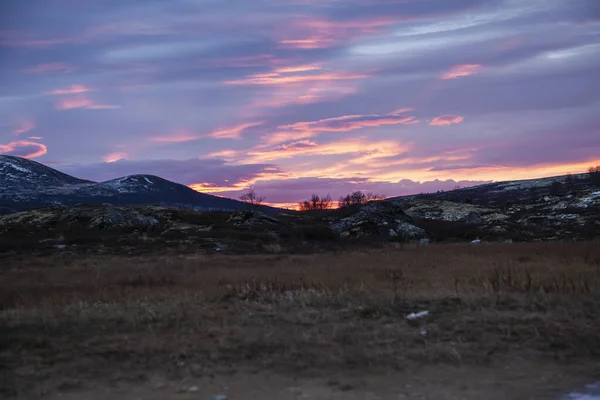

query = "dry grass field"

[2,242,600,399]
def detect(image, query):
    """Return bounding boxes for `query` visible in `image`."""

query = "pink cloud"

[210,121,265,139]
[29,136,44,140]
[224,63,367,86]
[429,115,464,126]
[279,108,418,133]
[275,16,403,49]
[12,118,36,136]
[149,132,201,144]
[0,140,47,158]
[50,84,94,95]
[441,64,482,80]
[55,95,120,110]
[245,137,408,162]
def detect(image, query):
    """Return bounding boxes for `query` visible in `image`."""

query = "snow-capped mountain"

[0,155,278,214]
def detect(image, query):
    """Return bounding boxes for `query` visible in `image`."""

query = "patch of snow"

[557,214,579,220]
[143,176,153,185]
[471,238,481,244]
[591,191,600,197]
[0,158,32,174]
[558,381,600,400]
[552,202,569,210]
[406,311,429,320]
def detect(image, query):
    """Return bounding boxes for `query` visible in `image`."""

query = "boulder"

[330,201,426,240]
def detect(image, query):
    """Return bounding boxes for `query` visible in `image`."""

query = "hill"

[0,155,279,214]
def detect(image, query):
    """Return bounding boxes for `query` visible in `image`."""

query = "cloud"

[11,118,36,135]
[260,131,317,145]
[149,132,201,144]
[0,140,47,158]
[245,137,409,162]
[55,95,120,110]
[441,64,482,79]
[275,16,400,49]
[103,152,128,163]
[224,64,367,85]
[429,115,464,126]
[210,121,265,139]
[279,108,418,133]
[50,84,94,95]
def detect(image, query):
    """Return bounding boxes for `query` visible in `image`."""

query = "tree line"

[238,188,383,210]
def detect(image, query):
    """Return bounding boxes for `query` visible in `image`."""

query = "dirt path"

[12,361,599,400]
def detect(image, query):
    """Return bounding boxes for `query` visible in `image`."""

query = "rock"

[463,211,483,225]
[212,395,228,400]
[227,210,280,226]
[330,201,426,240]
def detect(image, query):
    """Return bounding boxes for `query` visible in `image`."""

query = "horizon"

[1,0,599,207]
[2,153,594,210]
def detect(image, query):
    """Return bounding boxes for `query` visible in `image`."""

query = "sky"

[1,0,599,208]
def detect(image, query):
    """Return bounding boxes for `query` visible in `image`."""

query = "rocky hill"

[0,200,425,255]
[389,173,600,242]
[0,155,278,214]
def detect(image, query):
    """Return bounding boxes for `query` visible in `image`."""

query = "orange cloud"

[279,108,417,133]
[0,140,47,158]
[441,64,482,79]
[55,95,120,110]
[50,84,94,95]
[210,121,265,139]
[12,118,36,135]
[429,115,464,126]
[103,152,128,163]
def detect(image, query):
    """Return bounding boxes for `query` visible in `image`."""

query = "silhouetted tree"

[589,166,600,187]
[299,194,332,211]
[239,188,265,205]
[338,191,383,208]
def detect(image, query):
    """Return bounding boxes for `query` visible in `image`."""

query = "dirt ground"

[2,243,600,399]
[10,361,600,400]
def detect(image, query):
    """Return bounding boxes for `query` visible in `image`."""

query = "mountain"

[0,155,280,214]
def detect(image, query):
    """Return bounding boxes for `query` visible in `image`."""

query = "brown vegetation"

[2,242,600,397]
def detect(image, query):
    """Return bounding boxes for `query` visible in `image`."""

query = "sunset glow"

[2,0,598,205]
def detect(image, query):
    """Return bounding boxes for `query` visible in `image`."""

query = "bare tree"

[337,191,384,208]
[239,187,266,205]
[299,194,332,211]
